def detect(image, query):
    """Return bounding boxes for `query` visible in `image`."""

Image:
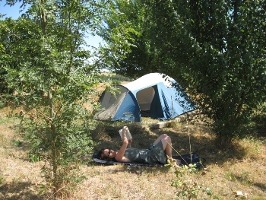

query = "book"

[119,126,132,141]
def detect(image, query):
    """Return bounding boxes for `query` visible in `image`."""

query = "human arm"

[115,128,130,162]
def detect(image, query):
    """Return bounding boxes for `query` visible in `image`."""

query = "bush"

[251,102,266,137]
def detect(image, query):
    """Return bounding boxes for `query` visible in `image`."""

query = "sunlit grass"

[234,136,264,158]
[225,171,254,186]
[0,106,265,200]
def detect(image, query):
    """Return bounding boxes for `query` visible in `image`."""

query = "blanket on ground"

[92,152,204,168]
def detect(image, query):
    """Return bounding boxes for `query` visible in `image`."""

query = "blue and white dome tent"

[94,73,196,122]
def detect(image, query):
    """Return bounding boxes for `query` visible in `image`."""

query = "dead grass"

[0,108,44,200]
[0,107,265,200]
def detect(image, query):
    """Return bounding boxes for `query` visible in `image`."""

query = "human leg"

[152,134,166,146]
[153,134,173,158]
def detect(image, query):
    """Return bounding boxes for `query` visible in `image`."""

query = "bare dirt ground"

[0,107,265,200]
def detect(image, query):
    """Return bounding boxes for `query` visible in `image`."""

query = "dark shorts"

[148,141,167,164]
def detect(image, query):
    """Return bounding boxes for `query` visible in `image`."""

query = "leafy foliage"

[171,164,213,199]
[98,0,266,142]
[96,0,149,76]
[1,0,102,198]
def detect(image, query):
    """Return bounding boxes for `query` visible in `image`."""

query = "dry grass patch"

[0,107,265,200]
[71,165,177,200]
[0,108,45,200]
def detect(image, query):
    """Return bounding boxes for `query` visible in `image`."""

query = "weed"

[166,121,216,199]
[237,137,263,157]
[225,171,253,186]
[41,164,87,199]
[0,116,9,124]
[171,164,213,199]
[12,139,23,147]
[0,174,4,187]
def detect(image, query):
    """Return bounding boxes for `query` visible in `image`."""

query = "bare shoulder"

[115,156,130,163]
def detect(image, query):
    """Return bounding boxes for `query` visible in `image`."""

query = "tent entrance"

[136,86,163,118]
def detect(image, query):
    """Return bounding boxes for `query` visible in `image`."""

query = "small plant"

[237,136,263,158]
[167,125,213,199]
[40,163,87,199]
[0,100,5,109]
[225,171,253,186]
[0,173,4,187]
[170,163,213,199]
[12,139,23,147]
[250,102,266,136]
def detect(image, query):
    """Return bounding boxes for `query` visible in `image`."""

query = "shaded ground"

[0,107,265,200]
[91,117,253,166]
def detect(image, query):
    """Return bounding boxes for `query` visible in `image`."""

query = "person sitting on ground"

[97,126,174,165]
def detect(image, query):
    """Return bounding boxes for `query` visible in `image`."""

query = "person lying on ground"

[97,127,174,165]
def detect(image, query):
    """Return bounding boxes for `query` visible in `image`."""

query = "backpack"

[174,153,205,169]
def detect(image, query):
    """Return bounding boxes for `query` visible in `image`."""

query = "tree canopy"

[1,0,102,197]
[1,0,265,145]
[97,0,266,140]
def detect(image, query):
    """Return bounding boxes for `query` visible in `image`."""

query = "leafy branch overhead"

[97,0,266,140]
